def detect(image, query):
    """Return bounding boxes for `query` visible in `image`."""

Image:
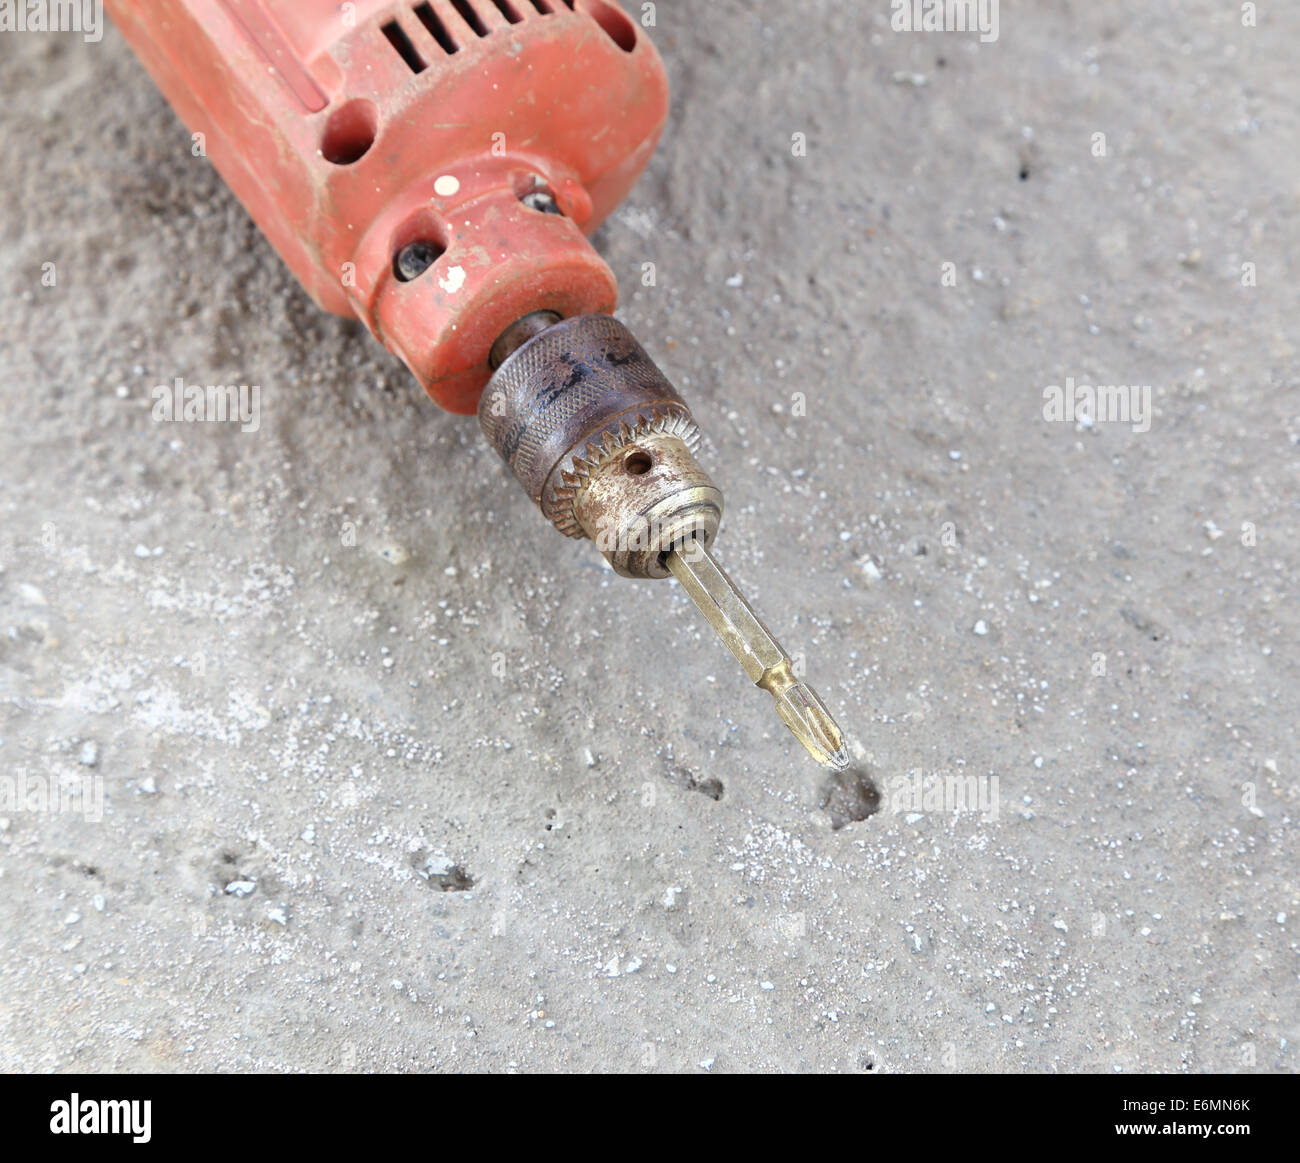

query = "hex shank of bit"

[665,542,849,770]
[664,543,785,684]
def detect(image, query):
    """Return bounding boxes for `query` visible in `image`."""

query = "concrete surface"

[1,0,1297,1073]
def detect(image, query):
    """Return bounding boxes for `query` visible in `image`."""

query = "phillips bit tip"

[769,671,850,771]
[664,540,849,769]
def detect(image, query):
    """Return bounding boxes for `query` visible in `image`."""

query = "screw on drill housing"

[520,189,563,215]
[393,240,443,282]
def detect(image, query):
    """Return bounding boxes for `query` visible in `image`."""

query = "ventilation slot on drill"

[414,3,459,53]
[490,0,523,22]
[381,21,426,72]
[450,0,489,36]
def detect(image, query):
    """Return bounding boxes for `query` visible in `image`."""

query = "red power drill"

[107,0,847,769]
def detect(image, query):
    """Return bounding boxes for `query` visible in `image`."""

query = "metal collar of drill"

[479,314,722,579]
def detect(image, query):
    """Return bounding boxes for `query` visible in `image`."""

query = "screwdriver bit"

[664,540,849,770]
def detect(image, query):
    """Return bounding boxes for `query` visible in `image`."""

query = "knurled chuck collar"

[478,314,723,578]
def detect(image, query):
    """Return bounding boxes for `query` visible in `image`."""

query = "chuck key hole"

[623,449,653,475]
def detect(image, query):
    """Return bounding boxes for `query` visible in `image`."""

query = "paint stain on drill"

[819,766,880,829]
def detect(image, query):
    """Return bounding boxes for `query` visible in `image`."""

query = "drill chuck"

[479,314,723,578]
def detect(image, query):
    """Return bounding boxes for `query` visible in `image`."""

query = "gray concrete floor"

[1,1,1296,1072]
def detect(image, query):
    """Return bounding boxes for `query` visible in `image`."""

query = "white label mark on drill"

[438,265,467,294]
[434,174,460,197]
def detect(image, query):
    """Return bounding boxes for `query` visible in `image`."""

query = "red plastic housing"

[106,0,668,413]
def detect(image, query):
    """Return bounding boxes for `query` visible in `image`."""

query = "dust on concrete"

[0,2,1296,1071]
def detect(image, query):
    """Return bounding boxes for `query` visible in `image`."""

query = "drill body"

[107,0,666,413]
